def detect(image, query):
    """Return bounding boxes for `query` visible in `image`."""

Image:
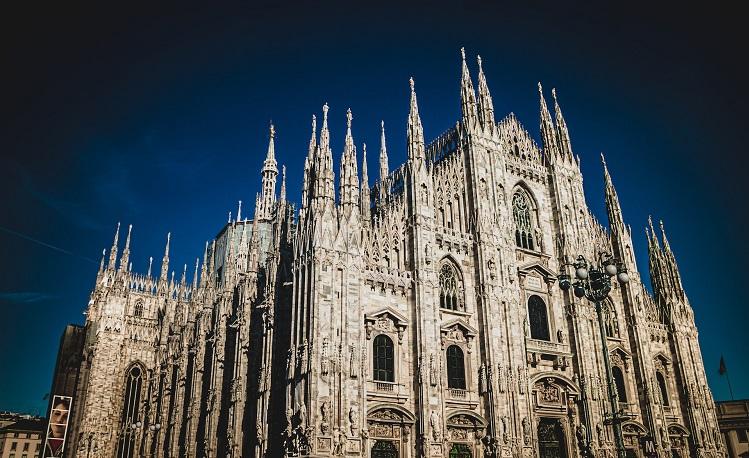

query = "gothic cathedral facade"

[58,50,725,458]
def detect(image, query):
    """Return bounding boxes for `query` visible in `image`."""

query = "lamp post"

[558,252,631,458]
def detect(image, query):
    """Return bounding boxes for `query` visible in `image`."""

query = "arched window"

[604,303,619,338]
[446,345,466,389]
[512,190,535,250]
[373,335,394,382]
[528,295,550,341]
[134,301,144,318]
[439,262,462,311]
[656,371,669,406]
[612,366,628,403]
[117,365,144,458]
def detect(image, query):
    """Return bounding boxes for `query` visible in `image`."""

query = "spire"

[339,108,359,212]
[538,82,558,159]
[476,55,495,132]
[118,224,132,272]
[108,222,120,269]
[258,122,279,220]
[379,120,389,179]
[237,200,242,221]
[192,258,199,290]
[601,153,624,226]
[460,47,478,128]
[601,154,636,273]
[280,165,287,203]
[659,219,673,255]
[315,103,335,205]
[308,114,317,160]
[360,143,371,220]
[361,143,369,187]
[407,77,425,161]
[147,256,153,278]
[160,232,171,282]
[99,249,106,273]
[199,241,208,287]
[180,263,187,286]
[552,88,573,160]
[302,115,316,210]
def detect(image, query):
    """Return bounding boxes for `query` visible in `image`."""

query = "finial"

[346,108,352,129]
[460,47,466,60]
[228,211,232,223]
[381,120,384,130]
[165,232,171,256]
[237,200,242,221]
[269,122,275,139]
[322,103,329,120]
[125,224,132,248]
[312,114,316,131]
[477,54,483,69]
[552,87,557,100]
[537,82,543,94]
[147,256,153,277]
[600,152,607,168]
[409,77,415,92]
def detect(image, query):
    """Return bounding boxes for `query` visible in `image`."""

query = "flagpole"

[726,370,735,401]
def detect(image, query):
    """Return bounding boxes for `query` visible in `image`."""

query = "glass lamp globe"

[574,285,586,298]
[575,267,589,280]
[617,272,630,284]
[605,263,618,276]
[155,424,161,431]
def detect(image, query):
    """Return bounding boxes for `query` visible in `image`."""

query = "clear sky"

[2,2,747,414]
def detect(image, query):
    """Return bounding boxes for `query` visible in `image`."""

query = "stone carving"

[429,354,438,387]
[349,344,358,379]
[479,364,487,394]
[557,329,565,343]
[430,410,442,441]
[522,417,531,445]
[518,366,526,394]
[349,405,359,436]
[537,378,561,403]
[320,401,331,435]
[498,364,506,393]
[501,416,509,443]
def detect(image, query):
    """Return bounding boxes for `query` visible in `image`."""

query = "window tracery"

[512,189,535,250]
[117,364,144,458]
[439,261,463,311]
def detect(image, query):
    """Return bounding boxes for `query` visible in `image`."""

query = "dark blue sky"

[2,2,747,414]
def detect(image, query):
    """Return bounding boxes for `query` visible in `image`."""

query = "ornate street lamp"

[558,252,631,458]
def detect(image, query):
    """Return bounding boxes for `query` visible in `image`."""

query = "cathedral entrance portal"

[537,418,568,458]
[371,440,398,458]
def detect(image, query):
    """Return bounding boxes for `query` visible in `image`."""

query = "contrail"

[0,225,97,264]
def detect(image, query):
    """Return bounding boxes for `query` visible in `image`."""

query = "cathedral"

[52,49,725,458]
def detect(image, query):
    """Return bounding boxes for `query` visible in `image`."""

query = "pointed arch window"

[133,300,144,318]
[512,190,535,250]
[528,295,550,341]
[373,335,395,382]
[656,371,669,406]
[604,303,620,338]
[446,345,466,389]
[117,364,144,458]
[439,261,463,311]
[612,366,628,403]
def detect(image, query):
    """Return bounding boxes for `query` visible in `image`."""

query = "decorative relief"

[430,410,442,441]
[536,378,561,404]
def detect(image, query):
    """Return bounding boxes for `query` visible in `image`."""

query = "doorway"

[538,418,568,458]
